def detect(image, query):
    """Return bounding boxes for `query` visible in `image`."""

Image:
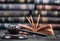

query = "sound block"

[1,34,28,39]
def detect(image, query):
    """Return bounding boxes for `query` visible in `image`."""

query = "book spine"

[31,11,60,17]
[0,0,60,4]
[0,23,60,29]
[0,11,60,17]
[0,4,35,10]
[0,0,34,3]
[0,17,60,23]
[34,0,60,5]
[0,11,30,17]
[37,5,60,10]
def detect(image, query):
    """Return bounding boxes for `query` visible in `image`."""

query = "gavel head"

[7,25,20,34]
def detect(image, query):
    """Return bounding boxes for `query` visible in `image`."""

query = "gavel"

[6,25,20,34]
[6,25,47,37]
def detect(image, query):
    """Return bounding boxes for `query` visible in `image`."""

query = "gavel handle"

[20,29,47,37]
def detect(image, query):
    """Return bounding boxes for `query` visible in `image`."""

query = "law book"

[34,0,60,5]
[0,0,34,3]
[0,0,60,5]
[0,17,60,23]
[37,5,60,10]
[31,10,60,17]
[0,11,30,17]
[0,23,60,29]
[0,4,35,10]
[0,11,60,17]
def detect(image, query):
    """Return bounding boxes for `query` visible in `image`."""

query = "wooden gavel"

[6,25,47,37]
[7,25,20,34]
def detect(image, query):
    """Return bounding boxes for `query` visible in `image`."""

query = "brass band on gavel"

[0,17,60,23]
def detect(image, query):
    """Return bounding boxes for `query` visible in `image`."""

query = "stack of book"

[0,0,60,29]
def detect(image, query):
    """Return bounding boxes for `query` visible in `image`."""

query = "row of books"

[0,0,60,5]
[0,4,60,10]
[0,23,60,29]
[0,0,60,30]
[0,11,60,17]
[0,17,60,23]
